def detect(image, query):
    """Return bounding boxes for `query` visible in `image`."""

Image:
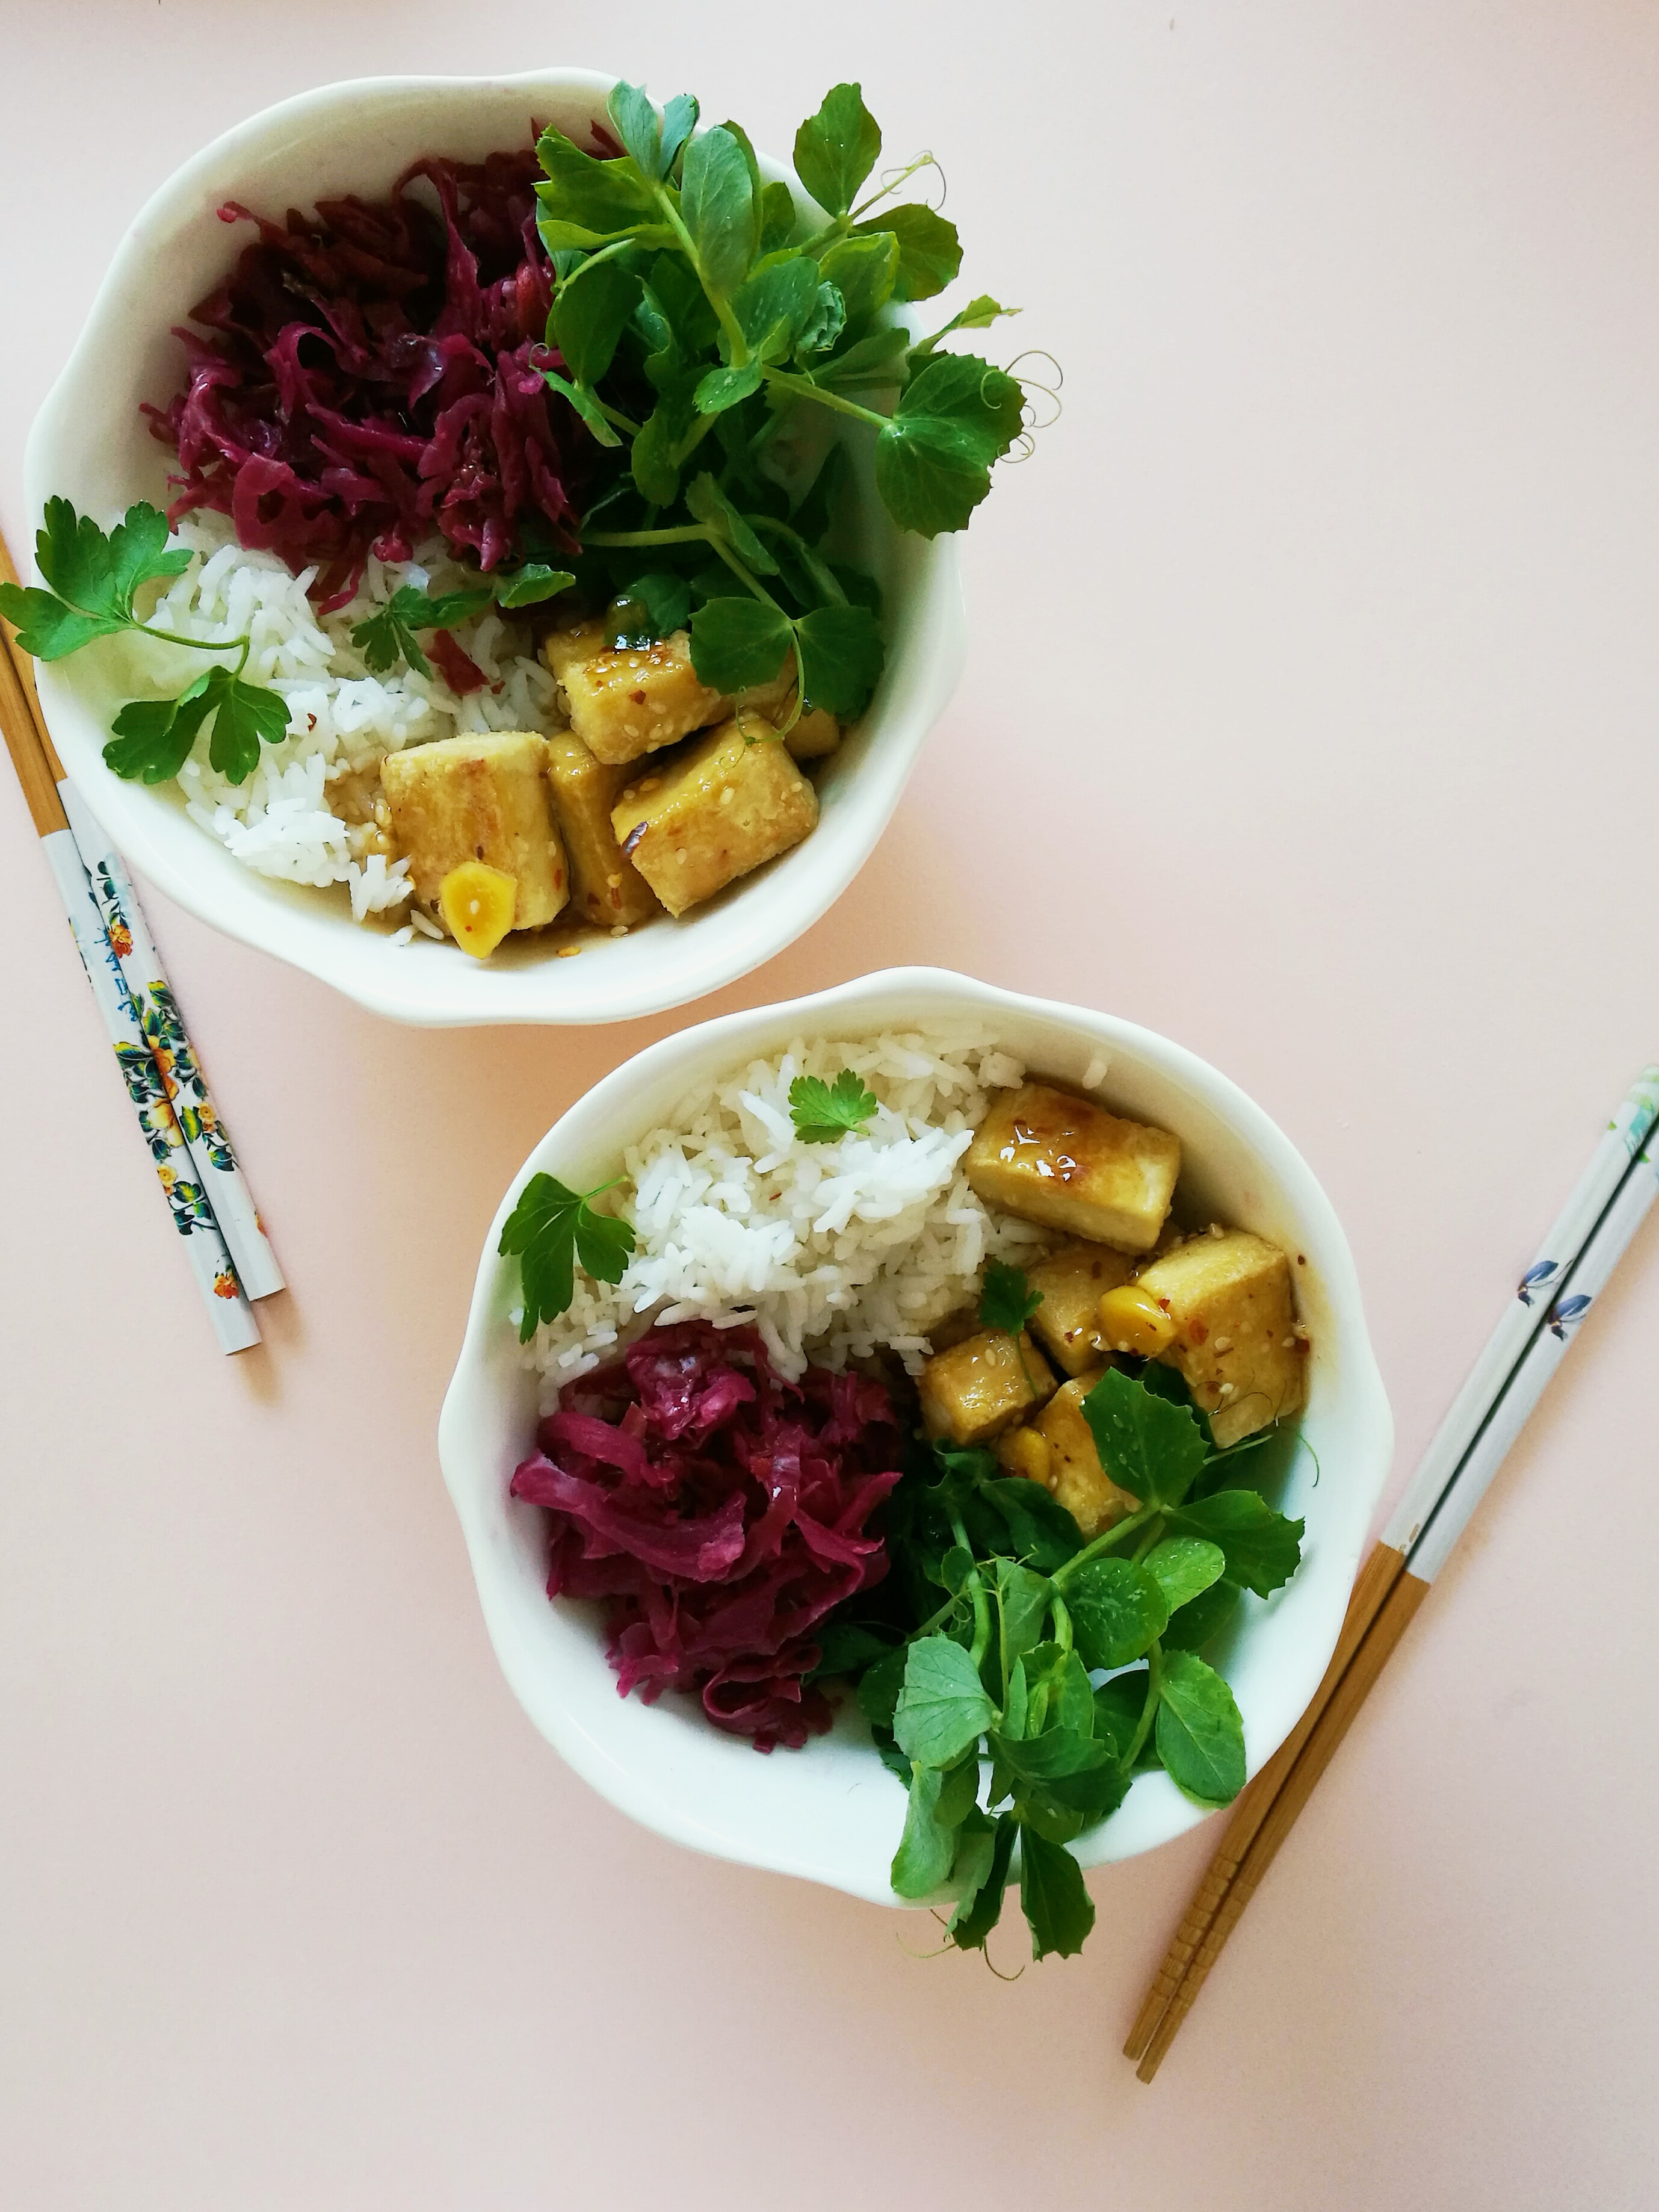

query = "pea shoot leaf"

[891,1763,956,1897]
[795,280,847,359]
[995,1557,1052,1680]
[1162,1578,1243,1655]
[1064,1557,1170,1671]
[947,1811,1016,1948]
[794,604,885,717]
[914,294,1020,358]
[494,563,576,610]
[534,125,661,246]
[892,1635,997,1766]
[1018,1828,1096,1960]
[679,125,756,296]
[851,203,962,302]
[684,472,778,572]
[1142,1536,1228,1616]
[980,1260,1042,1335]
[793,82,882,217]
[759,180,799,255]
[694,364,764,415]
[498,1173,637,1341]
[1080,1365,1209,1508]
[1168,1490,1305,1597]
[1155,1650,1247,1807]
[732,254,822,364]
[874,350,1025,536]
[607,571,692,645]
[1090,1671,1151,1764]
[551,253,644,385]
[606,82,698,185]
[995,1728,1108,1782]
[788,1068,879,1142]
[819,232,898,326]
[688,595,792,692]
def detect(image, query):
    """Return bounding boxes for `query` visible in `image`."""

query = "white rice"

[127,511,559,920]
[524,1027,1050,1404]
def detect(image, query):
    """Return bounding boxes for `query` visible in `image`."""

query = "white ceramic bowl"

[439,967,1393,1906]
[23,70,965,1026]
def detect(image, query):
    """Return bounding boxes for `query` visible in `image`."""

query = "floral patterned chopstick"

[1,531,265,1352]
[57,779,285,1300]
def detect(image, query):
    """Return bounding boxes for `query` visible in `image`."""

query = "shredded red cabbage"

[144,145,590,613]
[510,1321,904,1752]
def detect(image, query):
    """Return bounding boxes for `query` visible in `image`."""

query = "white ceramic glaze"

[438,967,1393,1907]
[23,71,965,1027]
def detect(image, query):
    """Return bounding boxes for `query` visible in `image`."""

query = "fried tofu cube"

[540,616,607,684]
[610,720,818,917]
[965,1083,1181,1253]
[1025,1244,1137,1377]
[1137,1230,1308,1448]
[784,706,841,761]
[551,627,728,766]
[379,731,567,929]
[544,730,661,931]
[1033,1372,1142,1538]
[918,1330,1057,1447]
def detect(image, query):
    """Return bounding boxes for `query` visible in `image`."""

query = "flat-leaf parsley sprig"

[499,1173,638,1340]
[788,1069,880,1142]
[0,498,294,785]
[350,567,576,678]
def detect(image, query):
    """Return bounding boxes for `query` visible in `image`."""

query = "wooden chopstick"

[1122,1536,1407,2062]
[1125,1070,1659,2078]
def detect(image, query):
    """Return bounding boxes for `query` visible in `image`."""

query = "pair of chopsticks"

[0,521,283,1351]
[1126,1065,1659,2080]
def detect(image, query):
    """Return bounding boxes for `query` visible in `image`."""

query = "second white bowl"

[438,966,1393,1906]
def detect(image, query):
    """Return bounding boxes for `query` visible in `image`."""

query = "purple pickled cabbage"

[143,144,591,610]
[510,1322,904,1752]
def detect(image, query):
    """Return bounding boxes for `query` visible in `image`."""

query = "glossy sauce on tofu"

[925,1080,1310,1520]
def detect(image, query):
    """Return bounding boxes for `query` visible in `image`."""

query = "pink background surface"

[5,4,1659,2205]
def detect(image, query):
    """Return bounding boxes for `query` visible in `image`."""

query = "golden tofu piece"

[1025,1244,1136,1377]
[544,730,661,931]
[1033,1372,1142,1539]
[540,616,607,684]
[785,705,841,761]
[555,628,728,766]
[1137,1231,1308,1448]
[611,721,818,917]
[965,1083,1181,1253]
[918,1330,1057,1447]
[379,732,567,929]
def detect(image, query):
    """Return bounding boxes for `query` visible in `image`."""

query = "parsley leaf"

[979,1260,1042,1334]
[497,1173,637,1341]
[0,498,193,660]
[350,584,493,678]
[788,1068,879,1143]
[103,665,289,786]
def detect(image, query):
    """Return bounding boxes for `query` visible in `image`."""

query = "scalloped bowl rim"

[437,965,1394,1907]
[23,67,966,1027]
